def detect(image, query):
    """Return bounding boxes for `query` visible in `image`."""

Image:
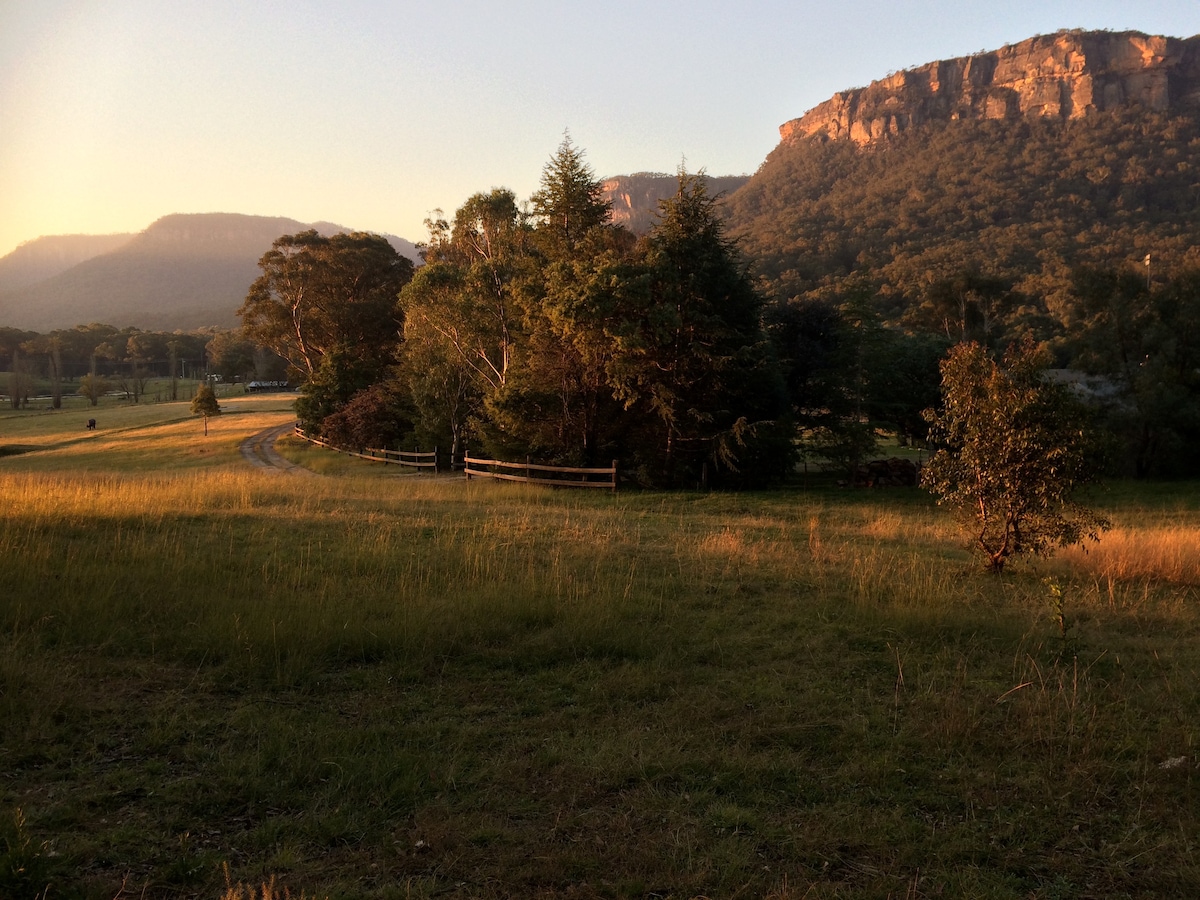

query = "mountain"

[781,30,1200,145]
[0,213,420,332]
[0,233,134,292]
[602,172,751,234]
[724,29,1200,326]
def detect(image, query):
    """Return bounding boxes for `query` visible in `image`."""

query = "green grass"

[3,407,1200,898]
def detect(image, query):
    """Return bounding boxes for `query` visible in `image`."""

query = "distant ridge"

[0,213,420,332]
[782,30,1200,145]
[0,233,134,292]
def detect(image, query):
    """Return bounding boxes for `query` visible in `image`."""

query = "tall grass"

[1060,524,1200,584]
[0,471,665,683]
[5,432,1200,898]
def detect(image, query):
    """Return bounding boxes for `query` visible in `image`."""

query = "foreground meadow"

[2,402,1200,899]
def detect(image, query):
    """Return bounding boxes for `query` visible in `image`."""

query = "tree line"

[235,135,1200,487]
[0,323,285,409]
[241,138,799,488]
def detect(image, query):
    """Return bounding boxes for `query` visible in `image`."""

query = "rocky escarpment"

[602,173,751,234]
[781,30,1200,145]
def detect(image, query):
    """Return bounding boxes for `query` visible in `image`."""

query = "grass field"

[2,399,1200,898]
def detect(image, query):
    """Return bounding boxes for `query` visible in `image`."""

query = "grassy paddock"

[2,413,1200,898]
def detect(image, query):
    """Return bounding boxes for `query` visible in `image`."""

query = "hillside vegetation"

[725,108,1200,322]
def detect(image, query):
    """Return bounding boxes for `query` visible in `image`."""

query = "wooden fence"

[294,428,438,472]
[464,454,618,492]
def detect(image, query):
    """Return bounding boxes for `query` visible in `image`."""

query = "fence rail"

[294,428,438,471]
[464,454,618,491]
[292,431,617,489]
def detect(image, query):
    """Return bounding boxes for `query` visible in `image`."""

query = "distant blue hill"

[0,213,419,333]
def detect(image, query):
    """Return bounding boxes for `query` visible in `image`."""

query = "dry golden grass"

[221,865,326,900]
[7,412,1200,898]
[1061,525,1200,584]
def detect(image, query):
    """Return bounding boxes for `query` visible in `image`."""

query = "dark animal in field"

[86,419,96,430]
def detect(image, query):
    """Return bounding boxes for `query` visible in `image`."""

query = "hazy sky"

[2,1,1199,257]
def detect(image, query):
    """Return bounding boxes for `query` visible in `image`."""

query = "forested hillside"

[0,233,134,293]
[725,108,1200,329]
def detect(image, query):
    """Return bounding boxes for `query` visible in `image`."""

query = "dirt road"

[239,423,313,475]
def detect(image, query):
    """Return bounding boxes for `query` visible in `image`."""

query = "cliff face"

[780,30,1200,145]
[602,173,751,234]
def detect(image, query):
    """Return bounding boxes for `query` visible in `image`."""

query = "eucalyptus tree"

[399,190,532,453]
[239,230,413,381]
[402,190,530,395]
[923,337,1107,572]
[20,333,64,408]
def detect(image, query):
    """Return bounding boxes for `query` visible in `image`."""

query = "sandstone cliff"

[602,172,751,234]
[780,30,1200,145]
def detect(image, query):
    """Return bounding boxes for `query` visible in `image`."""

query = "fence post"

[434,445,439,474]
[465,449,471,481]
[526,455,532,485]
[612,459,619,493]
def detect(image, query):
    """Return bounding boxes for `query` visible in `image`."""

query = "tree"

[190,382,221,435]
[320,377,415,452]
[167,340,181,401]
[84,352,102,406]
[506,225,639,464]
[529,134,612,250]
[906,270,1018,349]
[0,328,38,398]
[922,338,1108,572]
[120,333,154,403]
[21,335,64,408]
[7,346,30,410]
[400,334,478,464]
[239,230,413,381]
[293,344,379,436]
[492,145,631,464]
[610,171,792,485]
[1067,265,1200,477]
[802,284,885,477]
[399,190,548,462]
[401,192,530,397]
[205,331,259,384]
[77,373,110,404]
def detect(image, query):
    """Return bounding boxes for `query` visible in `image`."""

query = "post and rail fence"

[464,454,619,492]
[292,429,617,490]
[294,428,439,472]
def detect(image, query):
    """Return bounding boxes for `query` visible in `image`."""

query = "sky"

[2,0,1200,258]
